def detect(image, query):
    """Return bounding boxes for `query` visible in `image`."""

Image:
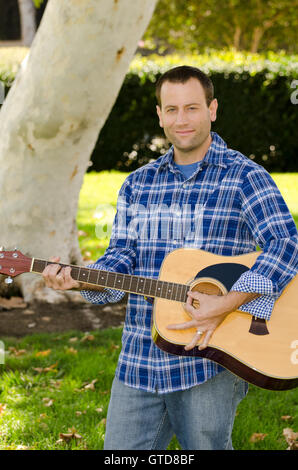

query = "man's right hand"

[42,257,105,292]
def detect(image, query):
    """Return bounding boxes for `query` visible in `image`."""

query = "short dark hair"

[155,65,214,107]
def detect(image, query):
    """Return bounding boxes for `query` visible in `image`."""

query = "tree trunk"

[233,25,242,50]
[0,0,157,303]
[250,26,264,53]
[18,0,36,47]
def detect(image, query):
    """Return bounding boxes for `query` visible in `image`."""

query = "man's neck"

[174,134,212,165]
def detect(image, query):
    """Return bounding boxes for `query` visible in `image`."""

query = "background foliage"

[92,51,298,173]
[0,0,297,55]
[143,0,298,54]
[0,48,297,173]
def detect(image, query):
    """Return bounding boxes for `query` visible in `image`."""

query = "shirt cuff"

[230,271,275,320]
[80,263,126,305]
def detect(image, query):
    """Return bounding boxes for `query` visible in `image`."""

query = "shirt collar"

[158,132,228,172]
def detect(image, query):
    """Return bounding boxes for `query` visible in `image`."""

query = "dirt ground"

[0,295,127,338]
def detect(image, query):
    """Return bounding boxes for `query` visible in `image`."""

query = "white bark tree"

[0,0,157,303]
[18,0,37,47]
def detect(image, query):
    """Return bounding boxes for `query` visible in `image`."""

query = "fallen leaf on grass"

[69,337,78,343]
[42,397,54,407]
[83,379,98,391]
[283,428,298,450]
[35,349,51,357]
[33,362,58,374]
[65,347,78,355]
[78,230,88,237]
[249,433,268,443]
[81,334,95,342]
[281,415,293,421]
[56,427,82,444]
[74,379,98,393]
[8,347,27,357]
[49,379,62,389]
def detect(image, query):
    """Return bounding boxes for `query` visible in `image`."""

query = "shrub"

[91,52,298,173]
[1,48,297,172]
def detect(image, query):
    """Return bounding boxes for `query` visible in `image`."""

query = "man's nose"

[175,109,188,125]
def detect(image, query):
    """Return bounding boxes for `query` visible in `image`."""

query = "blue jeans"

[104,369,248,450]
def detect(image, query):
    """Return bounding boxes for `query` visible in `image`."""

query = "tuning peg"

[4,276,13,285]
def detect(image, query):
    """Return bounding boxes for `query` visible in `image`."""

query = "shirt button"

[182,183,187,189]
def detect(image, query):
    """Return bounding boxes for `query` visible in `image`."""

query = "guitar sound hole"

[191,281,224,296]
[184,279,226,311]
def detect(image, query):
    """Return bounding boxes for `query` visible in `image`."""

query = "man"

[42,66,298,450]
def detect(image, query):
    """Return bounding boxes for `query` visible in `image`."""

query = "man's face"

[156,78,217,154]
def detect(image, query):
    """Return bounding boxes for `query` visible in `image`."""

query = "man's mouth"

[176,130,195,135]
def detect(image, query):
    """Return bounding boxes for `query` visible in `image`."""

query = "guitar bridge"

[249,316,269,336]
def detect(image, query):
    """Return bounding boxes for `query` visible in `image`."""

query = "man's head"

[155,66,217,160]
[155,65,214,108]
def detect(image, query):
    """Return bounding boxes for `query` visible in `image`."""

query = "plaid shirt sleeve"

[80,263,126,304]
[230,168,298,320]
[80,176,136,304]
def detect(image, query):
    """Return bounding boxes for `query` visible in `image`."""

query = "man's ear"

[209,98,218,122]
[156,105,164,128]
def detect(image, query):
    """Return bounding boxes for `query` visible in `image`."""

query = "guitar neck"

[30,258,189,303]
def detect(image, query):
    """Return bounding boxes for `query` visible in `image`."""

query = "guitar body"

[152,248,298,390]
[1,247,297,390]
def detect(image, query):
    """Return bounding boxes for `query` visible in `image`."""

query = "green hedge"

[1,49,297,172]
[92,52,298,173]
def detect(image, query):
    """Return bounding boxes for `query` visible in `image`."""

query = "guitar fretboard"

[31,259,189,302]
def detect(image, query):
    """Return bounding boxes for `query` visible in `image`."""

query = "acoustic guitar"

[0,248,297,391]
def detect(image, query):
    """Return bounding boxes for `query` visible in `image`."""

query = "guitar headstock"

[0,248,32,279]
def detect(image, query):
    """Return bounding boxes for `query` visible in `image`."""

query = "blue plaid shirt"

[81,132,298,393]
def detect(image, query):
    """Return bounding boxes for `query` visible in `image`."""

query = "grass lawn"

[0,330,297,450]
[0,330,119,450]
[77,171,298,262]
[0,170,297,450]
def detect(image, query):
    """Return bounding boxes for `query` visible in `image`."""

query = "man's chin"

[174,143,200,154]
[172,133,211,154]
